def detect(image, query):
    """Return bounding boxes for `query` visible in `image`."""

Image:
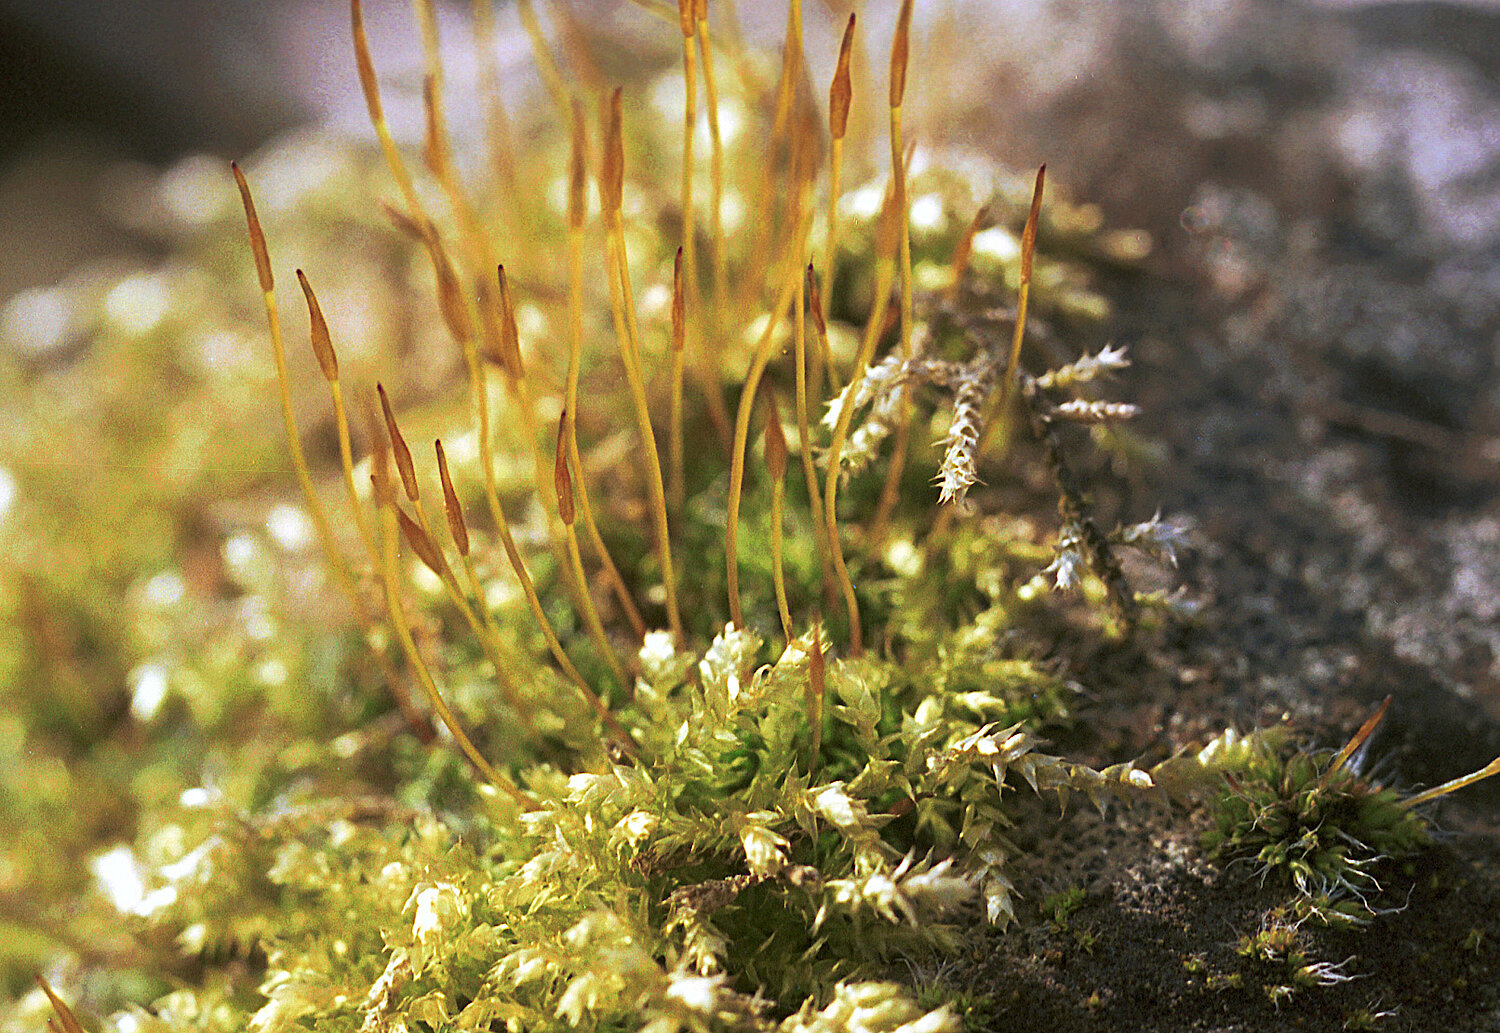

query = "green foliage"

[1200,727,1432,925]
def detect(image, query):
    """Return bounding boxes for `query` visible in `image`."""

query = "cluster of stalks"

[230,0,1047,803]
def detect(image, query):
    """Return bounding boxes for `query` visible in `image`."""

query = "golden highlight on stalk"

[600,87,684,645]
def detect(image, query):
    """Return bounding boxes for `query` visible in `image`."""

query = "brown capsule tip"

[431,244,474,345]
[35,977,85,1033]
[671,247,686,351]
[764,396,788,481]
[396,505,450,581]
[421,74,447,176]
[554,414,576,526]
[568,99,589,230]
[694,0,707,20]
[434,439,469,557]
[678,0,694,37]
[890,0,913,109]
[231,162,274,292]
[807,266,827,337]
[377,382,420,502]
[295,270,339,382]
[600,87,625,215]
[496,265,525,380]
[830,13,855,140]
[1020,164,1046,284]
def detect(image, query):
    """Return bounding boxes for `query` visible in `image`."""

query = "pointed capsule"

[396,505,453,582]
[671,247,686,355]
[678,0,694,37]
[1020,165,1046,286]
[295,270,339,382]
[890,0,913,109]
[949,205,989,294]
[764,393,788,482]
[600,87,625,216]
[806,264,827,339]
[554,413,576,527]
[377,382,420,503]
[495,265,525,380]
[421,73,449,177]
[431,240,475,344]
[434,439,469,557]
[568,97,589,231]
[231,162,274,292]
[830,13,855,141]
[35,978,86,1033]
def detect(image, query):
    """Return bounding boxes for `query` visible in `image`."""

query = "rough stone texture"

[917,1,1500,1028]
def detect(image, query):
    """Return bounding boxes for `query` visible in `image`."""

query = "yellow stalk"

[516,0,570,113]
[808,621,825,773]
[296,270,377,565]
[764,392,793,644]
[372,479,534,809]
[471,0,520,205]
[352,0,425,223]
[1399,755,1500,810]
[564,102,648,640]
[379,384,526,708]
[725,234,804,631]
[555,412,630,690]
[232,164,361,609]
[669,247,688,512]
[695,0,729,305]
[794,263,831,603]
[1003,164,1047,400]
[740,0,804,316]
[818,178,902,657]
[820,12,856,334]
[947,204,988,302]
[678,0,699,320]
[601,88,684,644]
[869,0,915,544]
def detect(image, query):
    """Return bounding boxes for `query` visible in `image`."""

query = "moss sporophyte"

[30,1,1500,1031]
